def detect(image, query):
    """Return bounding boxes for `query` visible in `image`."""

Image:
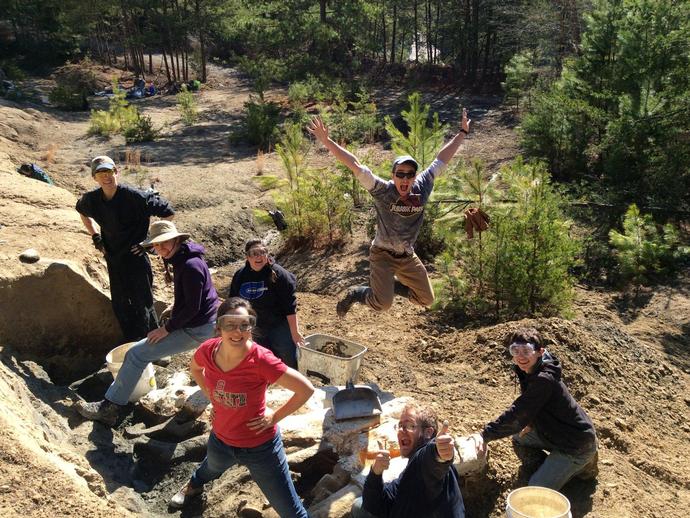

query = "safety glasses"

[217,314,256,332]
[508,342,537,357]
[393,422,419,433]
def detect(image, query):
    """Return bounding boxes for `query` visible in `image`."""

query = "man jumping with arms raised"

[308,109,470,317]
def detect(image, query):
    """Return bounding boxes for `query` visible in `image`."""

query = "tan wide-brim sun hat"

[141,220,191,247]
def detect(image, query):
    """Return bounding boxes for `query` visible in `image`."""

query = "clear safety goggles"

[248,248,268,258]
[508,342,537,357]
[217,314,256,332]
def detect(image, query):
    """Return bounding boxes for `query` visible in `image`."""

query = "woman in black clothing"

[228,240,303,368]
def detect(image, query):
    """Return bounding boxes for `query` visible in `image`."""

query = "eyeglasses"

[394,422,419,433]
[94,170,115,177]
[248,248,268,258]
[217,315,256,332]
[394,171,416,180]
[509,343,537,357]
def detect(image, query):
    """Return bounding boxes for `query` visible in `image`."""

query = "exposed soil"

[0,61,688,518]
[317,340,350,358]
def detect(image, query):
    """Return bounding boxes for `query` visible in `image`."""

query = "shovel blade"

[333,386,382,421]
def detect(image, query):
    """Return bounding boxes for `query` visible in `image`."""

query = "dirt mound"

[293,288,690,518]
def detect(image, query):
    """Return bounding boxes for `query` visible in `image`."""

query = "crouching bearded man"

[351,402,466,518]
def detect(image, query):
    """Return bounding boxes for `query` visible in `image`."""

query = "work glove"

[92,233,105,253]
[464,208,490,239]
[268,209,288,231]
[130,244,146,256]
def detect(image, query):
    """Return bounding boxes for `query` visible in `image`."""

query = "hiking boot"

[576,450,599,480]
[336,287,368,317]
[169,481,203,509]
[75,399,124,427]
[393,280,410,299]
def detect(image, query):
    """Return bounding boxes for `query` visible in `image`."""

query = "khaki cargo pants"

[365,245,434,311]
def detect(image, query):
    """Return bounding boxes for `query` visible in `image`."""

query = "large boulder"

[0,171,122,379]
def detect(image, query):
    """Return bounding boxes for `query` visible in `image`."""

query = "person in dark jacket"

[76,155,175,341]
[228,239,303,369]
[76,221,219,426]
[472,327,598,490]
[352,401,465,518]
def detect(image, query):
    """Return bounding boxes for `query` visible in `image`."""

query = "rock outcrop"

[0,171,122,378]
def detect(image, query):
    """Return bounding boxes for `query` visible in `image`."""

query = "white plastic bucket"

[506,486,571,518]
[106,342,157,402]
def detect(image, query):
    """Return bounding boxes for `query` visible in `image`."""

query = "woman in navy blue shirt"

[228,239,303,369]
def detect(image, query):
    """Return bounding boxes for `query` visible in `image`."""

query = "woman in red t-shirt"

[170,297,314,516]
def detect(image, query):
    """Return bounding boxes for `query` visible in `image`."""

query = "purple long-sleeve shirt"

[164,242,219,332]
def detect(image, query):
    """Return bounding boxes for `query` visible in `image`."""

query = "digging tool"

[332,380,382,421]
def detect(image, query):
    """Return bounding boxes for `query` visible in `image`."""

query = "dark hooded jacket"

[164,241,219,332]
[361,440,465,518]
[481,351,596,455]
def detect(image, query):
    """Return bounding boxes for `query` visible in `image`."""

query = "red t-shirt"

[194,338,288,448]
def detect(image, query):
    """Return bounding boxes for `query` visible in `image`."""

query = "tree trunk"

[381,0,387,64]
[319,0,327,23]
[195,0,207,82]
[413,0,419,63]
[390,4,397,65]
[426,0,432,63]
[162,50,172,83]
[399,30,406,63]
[470,0,479,81]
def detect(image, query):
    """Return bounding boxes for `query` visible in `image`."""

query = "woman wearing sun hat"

[76,220,220,426]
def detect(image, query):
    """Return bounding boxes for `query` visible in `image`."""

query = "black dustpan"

[332,380,382,421]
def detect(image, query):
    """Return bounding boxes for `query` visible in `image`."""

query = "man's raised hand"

[461,108,471,135]
[307,116,329,145]
[436,421,455,462]
[371,440,391,475]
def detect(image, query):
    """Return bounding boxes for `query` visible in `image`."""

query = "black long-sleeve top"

[228,261,297,329]
[481,351,597,454]
[361,440,465,518]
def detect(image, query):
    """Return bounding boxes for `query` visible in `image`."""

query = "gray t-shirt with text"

[354,159,446,254]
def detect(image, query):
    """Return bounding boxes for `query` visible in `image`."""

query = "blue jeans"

[191,431,308,518]
[105,322,215,405]
[514,429,598,490]
[351,497,378,518]
[254,319,297,369]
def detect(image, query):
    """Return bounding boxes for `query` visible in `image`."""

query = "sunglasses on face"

[248,248,268,258]
[394,171,416,180]
[94,170,115,177]
[217,314,256,332]
[509,343,537,357]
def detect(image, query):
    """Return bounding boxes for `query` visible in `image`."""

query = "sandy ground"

[0,62,688,517]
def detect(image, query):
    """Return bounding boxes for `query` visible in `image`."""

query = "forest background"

[1,0,689,320]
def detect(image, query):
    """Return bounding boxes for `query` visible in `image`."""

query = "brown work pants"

[365,246,434,311]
